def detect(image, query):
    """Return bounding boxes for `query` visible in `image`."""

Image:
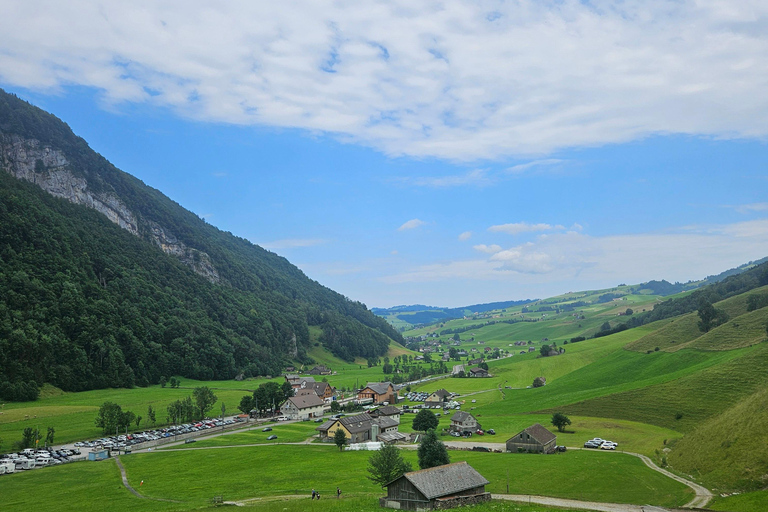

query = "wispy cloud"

[260,238,328,249]
[398,219,426,231]
[5,3,768,160]
[458,231,472,241]
[473,244,502,254]
[212,172,228,178]
[504,159,564,174]
[403,169,493,188]
[488,222,565,235]
[727,202,768,214]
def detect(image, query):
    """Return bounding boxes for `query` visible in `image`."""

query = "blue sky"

[2,1,768,307]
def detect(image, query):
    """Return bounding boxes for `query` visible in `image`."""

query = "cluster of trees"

[0,90,404,400]
[95,402,141,435]
[237,380,294,415]
[366,428,449,487]
[384,360,449,385]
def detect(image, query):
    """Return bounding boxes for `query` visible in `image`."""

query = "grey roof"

[364,382,394,395]
[378,431,407,443]
[373,416,399,429]
[470,367,488,374]
[286,394,324,409]
[451,411,475,423]
[316,420,336,432]
[432,389,450,398]
[516,423,556,445]
[394,462,489,499]
[340,412,375,434]
[373,405,401,416]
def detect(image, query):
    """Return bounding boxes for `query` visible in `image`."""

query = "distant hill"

[631,257,768,296]
[0,89,401,399]
[372,299,536,328]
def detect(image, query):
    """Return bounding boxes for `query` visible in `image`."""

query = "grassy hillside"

[668,384,768,492]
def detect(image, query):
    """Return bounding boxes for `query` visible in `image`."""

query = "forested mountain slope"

[0,89,401,399]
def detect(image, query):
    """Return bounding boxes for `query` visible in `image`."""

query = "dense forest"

[0,90,401,400]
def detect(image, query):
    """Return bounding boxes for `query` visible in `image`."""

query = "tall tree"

[147,405,156,426]
[412,409,439,432]
[334,428,348,451]
[95,401,124,435]
[417,429,450,469]
[192,386,218,420]
[367,444,413,487]
[551,412,571,433]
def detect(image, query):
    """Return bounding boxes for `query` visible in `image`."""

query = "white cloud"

[504,159,564,174]
[404,169,492,188]
[4,2,768,160]
[398,218,426,231]
[731,202,768,214]
[473,244,502,254]
[488,222,565,235]
[260,238,327,249]
[458,231,472,241]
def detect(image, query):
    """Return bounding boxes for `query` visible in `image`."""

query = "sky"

[1,1,768,308]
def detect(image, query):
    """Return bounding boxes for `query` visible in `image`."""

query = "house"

[317,412,402,443]
[284,366,296,372]
[505,423,557,454]
[285,375,316,392]
[468,358,483,365]
[424,389,450,407]
[380,461,490,511]
[308,365,332,375]
[358,382,397,404]
[469,367,489,378]
[450,411,480,434]
[370,405,402,423]
[280,394,325,420]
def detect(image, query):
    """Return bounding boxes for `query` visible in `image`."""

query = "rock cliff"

[0,133,219,283]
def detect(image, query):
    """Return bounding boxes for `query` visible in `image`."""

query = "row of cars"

[1,447,83,474]
[449,428,496,437]
[73,418,241,450]
[584,437,619,450]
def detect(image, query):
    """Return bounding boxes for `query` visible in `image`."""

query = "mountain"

[0,89,402,399]
[372,299,536,329]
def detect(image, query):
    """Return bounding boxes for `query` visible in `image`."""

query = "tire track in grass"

[113,455,182,502]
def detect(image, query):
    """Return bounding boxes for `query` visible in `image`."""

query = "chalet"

[317,412,403,444]
[381,462,490,511]
[370,405,402,423]
[468,358,483,365]
[449,411,480,434]
[358,382,397,404]
[313,381,335,400]
[469,367,489,378]
[505,423,557,454]
[285,374,316,392]
[284,366,296,372]
[424,389,450,407]
[280,394,325,420]
[308,365,332,375]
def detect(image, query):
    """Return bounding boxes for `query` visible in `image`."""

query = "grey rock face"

[0,134,219,283]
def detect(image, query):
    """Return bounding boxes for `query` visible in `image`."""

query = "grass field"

[115,444,691,507]
[710,490,768,512]
[174,421,319,448]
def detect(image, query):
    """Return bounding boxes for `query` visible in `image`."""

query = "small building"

[88,449,110,461]
[468,358,483,365]
[424,389,450,407]
[308,365,332,375]
[469,367,489,378]
[371,405,402,423]
[280,394,325,420]
[451,364,465,376]
[381,461,490,511]
[506,423,557,454]
[450,411,480,434]
[358,382,397,404]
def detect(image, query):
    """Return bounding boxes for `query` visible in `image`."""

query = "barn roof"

[450,411,475,423]
[286,394,324,410]
[390,462,489,499]
[364,382,394,395]
[520,423,557,444]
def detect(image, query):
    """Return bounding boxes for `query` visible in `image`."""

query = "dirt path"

[492,493,651,512]
[629,452,712,509]
[113,456,181,502]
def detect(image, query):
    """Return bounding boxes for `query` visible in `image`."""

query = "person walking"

[337,487,341,499]
[311,488,316,500]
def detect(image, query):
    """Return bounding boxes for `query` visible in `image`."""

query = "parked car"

[487,429,496,435]
[475,429,484,435]
[266,435,278,440]
[584,441,601,448]
[472,446,491,452]
[184,439,196,444]
[556,445,567,452]
[450,432,461,437]
[600,442,617,450]
[262,427,272,432]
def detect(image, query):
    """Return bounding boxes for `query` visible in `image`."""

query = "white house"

[280,394,325,420]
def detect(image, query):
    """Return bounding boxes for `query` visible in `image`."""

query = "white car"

[600,442,617,450]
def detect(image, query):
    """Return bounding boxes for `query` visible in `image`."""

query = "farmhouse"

[424,389,450,407]
[370,405,402,422]
[449,411,480,434]
[285,374,316,393]
[280,394,325,420]
[380,462,490,511]
[317,412,403,443]
[469,367,489,378]
[308,365,332,375]
[358,382,397,404]
[505,423,557,454]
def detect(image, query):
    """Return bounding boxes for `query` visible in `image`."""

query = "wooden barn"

[380,462,490,511]
[505,423,557,454]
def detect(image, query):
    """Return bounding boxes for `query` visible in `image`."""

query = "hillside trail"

[492,494,676,512]
[113,456,182,502]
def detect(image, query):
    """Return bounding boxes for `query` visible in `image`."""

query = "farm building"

[424,389,450,406]
[505,423,557,454]
[380,462,490,511]
[280,394,325,420]
[449,411,481,434]
[358,382,397,404]
[469,367,489,378]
